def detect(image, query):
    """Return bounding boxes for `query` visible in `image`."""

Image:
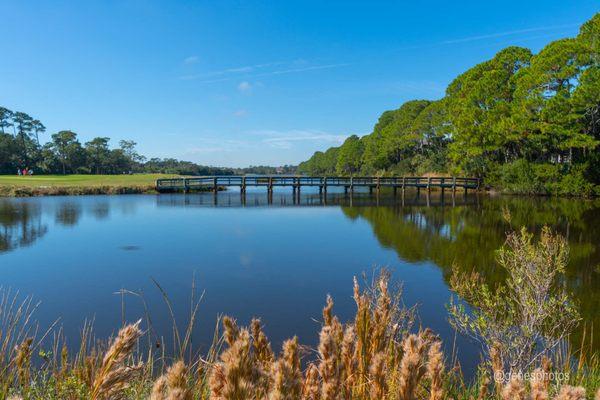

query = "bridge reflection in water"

[155,188,480,208]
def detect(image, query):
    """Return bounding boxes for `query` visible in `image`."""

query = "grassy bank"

[0,174,176,197]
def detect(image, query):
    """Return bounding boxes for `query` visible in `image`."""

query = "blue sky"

[1,1,598,167]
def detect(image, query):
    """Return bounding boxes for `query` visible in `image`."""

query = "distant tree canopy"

[298,13,600,196]
[0,108,296,176]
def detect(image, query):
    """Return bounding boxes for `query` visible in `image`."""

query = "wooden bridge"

[156,176,480,195]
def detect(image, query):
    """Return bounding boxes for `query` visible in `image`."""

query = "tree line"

[298,14,600,196]
[0,107,296,176]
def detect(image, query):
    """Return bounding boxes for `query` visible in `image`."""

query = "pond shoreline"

[0,180,596,198]
[0,185,226,197]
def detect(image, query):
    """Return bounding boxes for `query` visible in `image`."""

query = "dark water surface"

[1,190,598,375]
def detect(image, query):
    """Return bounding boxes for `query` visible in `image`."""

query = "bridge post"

[350,176,354,194]
[295,177,300,200]
[376,176,381,195]
[452,177,456,195]
[427,177,431,193]
[183,178,189,193]
[241,176,246,193]
[268,177,273,194]
[213,177,218,193]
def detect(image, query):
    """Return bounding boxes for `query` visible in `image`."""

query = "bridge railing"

[156,176,480,190]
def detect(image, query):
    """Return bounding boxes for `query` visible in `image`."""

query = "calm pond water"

[1,189,599,375]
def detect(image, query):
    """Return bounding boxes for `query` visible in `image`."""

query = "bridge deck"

[156,176,480,193]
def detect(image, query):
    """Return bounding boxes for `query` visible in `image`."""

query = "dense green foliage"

[0,108,295,176]
[299,14,600,196]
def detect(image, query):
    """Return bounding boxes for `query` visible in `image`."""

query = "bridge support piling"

[213,178,218,193]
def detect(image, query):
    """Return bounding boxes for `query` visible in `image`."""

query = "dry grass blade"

[90,319,143,399]
[427,340,444,400]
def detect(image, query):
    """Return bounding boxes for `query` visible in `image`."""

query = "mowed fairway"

[0,174,176,188]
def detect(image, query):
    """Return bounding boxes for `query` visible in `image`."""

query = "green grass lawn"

[0,174,176,188]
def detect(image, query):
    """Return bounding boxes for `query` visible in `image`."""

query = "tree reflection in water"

[341,196,600,352]
[0,200,48,253]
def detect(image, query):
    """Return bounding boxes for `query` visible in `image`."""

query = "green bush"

[497,159,547,195]
[549,165,596,197]
[495,160,598,197]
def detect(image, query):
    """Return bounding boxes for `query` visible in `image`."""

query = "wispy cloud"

[183,55,200,65]
[252,63,351,77]
[253,129,347,149]
[179,61,350,83]
[179,61,285,81]
[237,81,252,92]
[181,129,347,164]
[442,23,579,44]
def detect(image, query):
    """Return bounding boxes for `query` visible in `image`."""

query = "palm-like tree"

[0,107,13,135]
[31,119,46,145]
